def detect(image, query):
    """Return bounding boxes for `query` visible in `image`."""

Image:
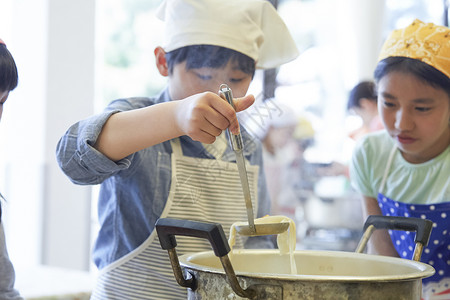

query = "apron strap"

[170,138,183,157]
[379,146,397,194]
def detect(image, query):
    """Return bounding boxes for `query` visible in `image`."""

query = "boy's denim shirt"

[56,88,271,269]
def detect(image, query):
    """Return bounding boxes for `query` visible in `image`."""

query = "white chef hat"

[156,0,299,69]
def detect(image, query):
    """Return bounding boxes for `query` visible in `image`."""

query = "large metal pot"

[156,216,435,300]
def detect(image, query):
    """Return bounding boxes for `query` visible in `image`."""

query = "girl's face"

[378,71,450,163]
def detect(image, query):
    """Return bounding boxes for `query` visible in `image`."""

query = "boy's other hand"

[174,92,255,144]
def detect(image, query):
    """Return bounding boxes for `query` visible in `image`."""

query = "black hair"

[0,43,18,92]
[165,45,255,78]
[0,43,18,222]
[347,81,377,110]
[374,57,450,99]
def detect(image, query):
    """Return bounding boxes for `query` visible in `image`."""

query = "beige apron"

[90,138,259,299]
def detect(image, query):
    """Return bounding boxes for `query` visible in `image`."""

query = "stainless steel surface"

[168,248,195,289]
[234,222,290,236]
[157,217,435,299]
[355,224,375,254]
[413,243,424,262]
[219,84,256,234]
[234,149,256,233]
[355,216,429,262]
[219,255,256,299]
[218,84,288,236]
[181,249,434,300]
[356,225,426,262]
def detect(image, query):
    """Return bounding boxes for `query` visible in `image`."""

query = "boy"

[56,0,298,298]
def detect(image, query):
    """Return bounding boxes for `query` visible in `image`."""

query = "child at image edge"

[349,19,450,299]
[55,0,299,298]
[0,39,23,300]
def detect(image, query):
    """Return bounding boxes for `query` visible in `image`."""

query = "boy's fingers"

[202,113,226,135]
[233,94,255,112]
[192,129,217,144]
[214,93,255,135]
[228,95,255,134]
[203,102,231,131]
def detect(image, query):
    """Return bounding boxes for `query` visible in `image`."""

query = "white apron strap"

[170,137,183,156]
[379,146,397,194]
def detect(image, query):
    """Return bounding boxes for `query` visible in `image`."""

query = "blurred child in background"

[347,80,384,141]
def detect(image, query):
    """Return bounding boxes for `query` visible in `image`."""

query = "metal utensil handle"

[219,84,243,151]
[355,215,433,261]
[218,84,256,233]
[155,218,257,299]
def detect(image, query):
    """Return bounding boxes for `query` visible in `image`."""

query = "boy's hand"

[175,92,255,144]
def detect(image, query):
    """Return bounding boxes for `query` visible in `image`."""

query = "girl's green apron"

[378,146,450,299]
[90,137,259,299]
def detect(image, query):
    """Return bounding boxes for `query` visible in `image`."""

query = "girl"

[0,38,23,300]
[350,19,450,299]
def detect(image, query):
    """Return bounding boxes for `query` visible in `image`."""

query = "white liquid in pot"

[228,215,298,274]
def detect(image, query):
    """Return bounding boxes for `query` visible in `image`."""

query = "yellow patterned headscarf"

[378,19,450,78]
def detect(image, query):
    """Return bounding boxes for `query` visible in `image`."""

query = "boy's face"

[168,60,253,101]
[378,71,450,163]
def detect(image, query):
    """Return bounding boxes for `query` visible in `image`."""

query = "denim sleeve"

[56,106,134,185]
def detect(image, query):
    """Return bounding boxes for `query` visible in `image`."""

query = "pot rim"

[180,249,435,282]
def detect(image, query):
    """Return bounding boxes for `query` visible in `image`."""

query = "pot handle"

[155,218,257,299]
[355,215,433,261]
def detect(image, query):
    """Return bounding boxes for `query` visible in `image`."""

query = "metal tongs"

[218,84,289,236]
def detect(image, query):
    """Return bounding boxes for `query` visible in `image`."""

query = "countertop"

[14,265,94,300]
